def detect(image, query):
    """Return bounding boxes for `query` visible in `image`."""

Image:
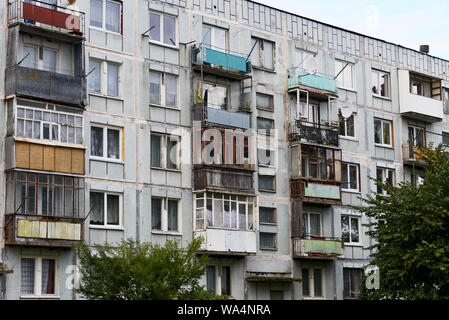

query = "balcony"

[5,65,87,107]
[194,165,254,193]
[398,70,443,123]
[8,0,85,37]
[4,214,84,247]
[194,229,256,256]
[293,237,343,259]
[192,44,252,80]
[291,179,341,205]
[289,72,337,94]
[402,144,431,166]
[193,103,251,130]
[289,120,339,147]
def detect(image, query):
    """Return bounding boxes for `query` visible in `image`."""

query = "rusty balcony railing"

[8,0,85,36]
[289,120,339,147]
[194,165,254,193]
[293,237,343,259]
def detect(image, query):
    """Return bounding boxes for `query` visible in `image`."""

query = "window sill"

[256,107,274,112]
[374,144,394,150]
[151,230,182,236]
[14,137,86,150]
[339,136,358,142]
[90,157,124,164]
[89,92,124,101]
[258,189,276,194]
[149,103,179,111]
[258,164,276,169]
[149,40,179,50]
[260,247,278,251]
[373,94,392,101]
[260,222,277,226]
[252,66,276,74]
[89,226,124,231]
[20,295,60,300]
[337,86,357,93]
[302,297,326,300]
[151,166,181,173]
[89,26,122,37]
[344,243,364,247]
[342,190,361,195]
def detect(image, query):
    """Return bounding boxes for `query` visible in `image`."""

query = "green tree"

[76,237,223,300]
[358,144,449,300]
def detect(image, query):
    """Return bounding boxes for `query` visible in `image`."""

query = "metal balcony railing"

[289,120,339,147]
[8,0,85,36]
[288,72,337,93]
[293,237,343,258]
[193,103,251,130]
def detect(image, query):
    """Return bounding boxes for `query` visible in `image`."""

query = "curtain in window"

[308,213,321,237]
[105,0,120,33]
[163,15,176,45]
[149,13,160,41]
[263,41,273,70]
[206,266,216,294]
[22,45,36,69]
[313,270,322,297]
[167,200,178,231]
[41,259,55,295]
[90,192,104,225]
[107,194,119,225]
[341,216,350,242]
[43,49,56,73]
[91,127,103,157]
[213,199,223,228]
[107,63,119,97]
[350,218,359,242]
[89,60,101,93]
[21,258,35,295]
[107,129,120,159]
[149,72,161,105]
[151,198,162,230]
[238,203,246,230]
[151,135,161,167]
[165,74,177,107]
[90,0,103,28]
[166,137,177,169]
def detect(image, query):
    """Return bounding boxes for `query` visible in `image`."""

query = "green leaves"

[359,144,449,300]
[76,237,219,300]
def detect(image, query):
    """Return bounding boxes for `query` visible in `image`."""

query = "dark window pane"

[91,127,103,157]
[167,200,178,231]
[206,266,216,294]
[90,192,104,225]
[107,129,120,159]
[107,194,120,225]
[313,269,322,297]
[259,207,275,224]
[151,135,161,167]
[151,198,162,230]
[341,216,350,243]
[221,266,231,296]
[41,259,56,295]
[302,269,309,297]
[21,258,35,295]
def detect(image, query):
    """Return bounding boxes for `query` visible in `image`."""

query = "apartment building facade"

[0,0,448,300]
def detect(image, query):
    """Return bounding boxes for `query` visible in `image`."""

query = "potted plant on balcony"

[239,101,252,113]
[194,85,203,105]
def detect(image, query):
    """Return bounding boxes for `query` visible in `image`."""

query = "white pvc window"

[342,163,359,192]
[304,212,322,237]
[372,70,390,98]
[90,125,122,161]
[149,71,178,107]
[89,191,122,228]
[335,60,354,90]
[341,216,360,244]
[90,0,122,34]
[374,118,392,147]
[89,60,120,97]
[16,105,83,145]
[151,197,179,232]
[149,12,177,46]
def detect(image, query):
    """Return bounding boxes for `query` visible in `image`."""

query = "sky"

[257,0,449,60]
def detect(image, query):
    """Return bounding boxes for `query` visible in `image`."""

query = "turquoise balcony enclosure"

[192,44,252,79]
[289,72,337,93]
[293,238,343,258]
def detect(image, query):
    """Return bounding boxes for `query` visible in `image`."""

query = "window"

[260,233,277,250]
[374,118,392,147]
[21,257,57,297]
[376,167,395,195]
[22,45,57,73]
[342,163,359,192]
[444,88,449,114]
[151,198,179,232]
[259,207,276,224]
[344,268,361,299]
[341,216,360,244]
[408,125,425,147]
[443,132,449,145]
[304,212,321,237]
[6,172,84,218]
[195,193,254,231]
[149,72,178,107]
[410,74,432,97]
[257,148,275,167]
[335,60,354,90]
[301,146,338,181]
[295,50,315,71]
[258,175,275,192]
[16,103,83,145]
[151,133,180,170]
[203,25,227,51]
[372,70,390,98]
[206,265,232,297]
[302,268,324,298]
[89,60,120,97]
[90,192,121,228]
[339,112,355,138]
[202,82,228,110]
[256,93,274,111]
[206,266,216,294]
[257,118,274,135]
[90,0,122,34]
[149,12,176,46]
[221,266,231,296]
[90,125,122,161]
[251,37,274,70]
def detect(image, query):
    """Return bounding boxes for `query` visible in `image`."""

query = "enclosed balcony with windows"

[288,87,339,147]
[398,70,444,122]
[8,0,85,37]
[4,171,84,247]
[194,192,257,255]
[290,144,342,204]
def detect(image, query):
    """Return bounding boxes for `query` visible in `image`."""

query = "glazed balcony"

[5,65,87,107]
[194,165,254,194]
[192,44,252,80]
[193,103,251,130]
[288,72,337,94]
[293,237,343,259]
[8,0,85,37]
[288,120,339,147]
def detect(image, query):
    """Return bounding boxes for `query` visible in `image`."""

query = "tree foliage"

[358,144,449,300]
[76,237,223,300]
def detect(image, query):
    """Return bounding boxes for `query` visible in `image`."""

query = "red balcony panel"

[23,2,80,33]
